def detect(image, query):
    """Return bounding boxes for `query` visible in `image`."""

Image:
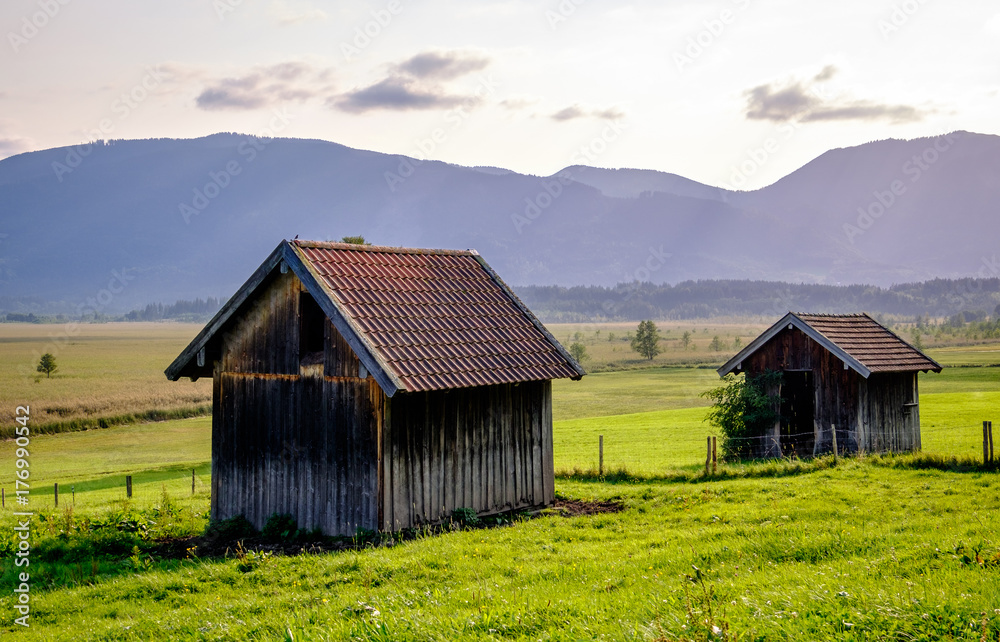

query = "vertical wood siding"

[213,274,381,536]
[745,327,918,457]
[381,380,554,531]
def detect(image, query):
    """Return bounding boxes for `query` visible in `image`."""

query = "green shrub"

[702,370,782,459]
[262,513,298,542]
[451,508,481,527]
[205,515,258,542]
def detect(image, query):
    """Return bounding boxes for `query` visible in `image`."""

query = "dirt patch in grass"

[553,498,625,516]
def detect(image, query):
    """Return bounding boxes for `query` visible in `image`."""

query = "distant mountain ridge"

[0,130,998,314]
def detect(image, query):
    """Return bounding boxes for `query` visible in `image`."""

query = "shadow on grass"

[557,452,999,485]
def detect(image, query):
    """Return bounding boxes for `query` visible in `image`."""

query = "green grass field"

[2,324,1000,639]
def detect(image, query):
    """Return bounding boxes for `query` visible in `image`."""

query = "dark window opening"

[299,291,325,365]
[779,370,815,457]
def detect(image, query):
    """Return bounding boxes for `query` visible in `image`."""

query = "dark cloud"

[803,103,923,123]
[551,105,586,121]
[744,66,927,124]
[331,50,492,114]
[396,51,490,80]
[195,62,331,111]
[333,76,469,113]
[550,104,626,122]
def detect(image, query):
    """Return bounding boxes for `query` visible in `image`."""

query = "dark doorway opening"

[299,291,326,366]
[780,371,814,457]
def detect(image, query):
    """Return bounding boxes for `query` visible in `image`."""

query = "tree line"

[515,278,1000,322]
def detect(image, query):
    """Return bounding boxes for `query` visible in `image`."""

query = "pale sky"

[2,0,998,189]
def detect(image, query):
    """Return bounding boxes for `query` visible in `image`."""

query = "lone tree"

[681,330,692,350]
[37,353,58,378]
[630,320,662,360]
[569,342,588,363]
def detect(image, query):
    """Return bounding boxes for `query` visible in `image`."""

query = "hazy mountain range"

[1,130,998,314]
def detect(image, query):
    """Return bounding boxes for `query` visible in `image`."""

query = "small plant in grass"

[451,507,481,528]
[702,370,782,459]
[234,540,272,573]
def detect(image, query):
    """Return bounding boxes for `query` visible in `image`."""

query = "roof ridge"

[293,239,477,256]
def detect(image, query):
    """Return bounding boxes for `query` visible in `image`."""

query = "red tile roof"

[719,312,942,378]
[294,240,583,392]
[795,313,941,373]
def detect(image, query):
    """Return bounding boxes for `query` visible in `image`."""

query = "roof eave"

[165,242,286,381]
[717,312,872,378]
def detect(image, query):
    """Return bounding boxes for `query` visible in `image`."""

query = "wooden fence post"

[192,468,196,495]
[712,436,717,473]
[126,475,132,499]
[706,437,712,474]
[599,436,604,476]
[72,485,75,504]
[990,421,996,464]
[985,421,990,465]
[54,483,58,508]
[831,424,838,460]
[2,488,4,508]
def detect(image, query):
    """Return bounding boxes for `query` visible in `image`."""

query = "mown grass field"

[1,324,999,639]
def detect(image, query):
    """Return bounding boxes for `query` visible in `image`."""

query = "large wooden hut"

[718,313,942,458]
[166,240,585,535]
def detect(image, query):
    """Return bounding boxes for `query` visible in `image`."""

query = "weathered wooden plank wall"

[743,327,922,457]
[212,273,382,535]
[858,372,919,452]
[381,380,553,531]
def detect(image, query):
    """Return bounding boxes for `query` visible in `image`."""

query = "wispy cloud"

[269,0,327,25]
[394,51,490,80]
[332,50,491,114]
[744,66,927,124]
[194,62,333,111]
[0,121,33,158]
[550,103,625,122]
[333,76,469,113]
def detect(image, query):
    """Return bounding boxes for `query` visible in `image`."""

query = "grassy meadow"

[0,323,211,433]
[1,321,999,639]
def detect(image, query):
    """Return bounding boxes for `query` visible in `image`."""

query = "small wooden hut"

[166,240,584,535]
[718,313,942,458]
